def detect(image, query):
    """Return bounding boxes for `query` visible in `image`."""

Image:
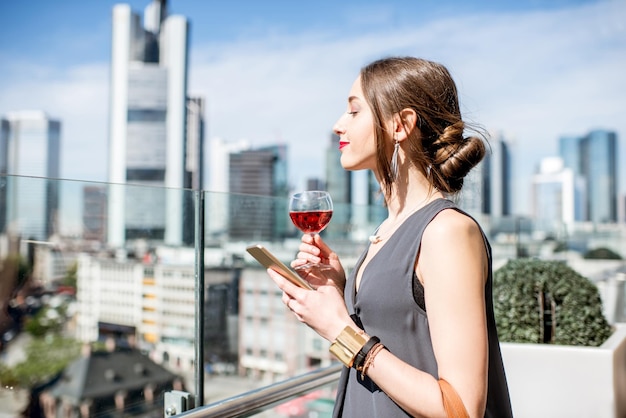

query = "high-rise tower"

[459,132,512,219]
[559,129,618,223]
[531,157,585,229]
[228,145,289,241]
[0,111,61,240]
[107,0,202,247]
[325,133,352,239]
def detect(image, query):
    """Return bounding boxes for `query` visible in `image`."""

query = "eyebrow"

[348,96,361,103]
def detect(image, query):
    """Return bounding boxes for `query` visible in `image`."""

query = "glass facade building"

[531,157,585,230]
[0,111,61,240]
[325,133,352,239]
[228,145,289,241]
[107,0,203,247]
[559,130,618,223]
[458,132,512,219]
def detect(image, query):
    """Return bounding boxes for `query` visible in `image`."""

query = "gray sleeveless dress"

[332,199,513,417]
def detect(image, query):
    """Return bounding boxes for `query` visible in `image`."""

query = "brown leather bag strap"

[439,378,470,418]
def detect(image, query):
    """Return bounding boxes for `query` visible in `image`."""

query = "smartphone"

[246,244,314,290]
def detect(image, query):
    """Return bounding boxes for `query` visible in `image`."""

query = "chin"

[340,156,372,172]
[340,160,356,171]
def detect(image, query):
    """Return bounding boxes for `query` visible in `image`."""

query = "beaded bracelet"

[359,342,385,379]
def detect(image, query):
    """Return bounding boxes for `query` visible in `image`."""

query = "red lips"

[339,141,349,150]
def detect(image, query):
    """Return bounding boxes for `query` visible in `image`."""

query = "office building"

[531,157,585,231]
[239,268,333,380]
[228,145,289,241]
[0,119,8,234]
[325,133,352,239]
[76,250,236,375]
[559,129,618,223]
[206,137,250,239]
[107,0,203,248]
[481,132,512,217]
[0,111,61,241]
[83,185,108,243]
[306,178,325,191]
[458,132,511,219]
[366,170,387,225]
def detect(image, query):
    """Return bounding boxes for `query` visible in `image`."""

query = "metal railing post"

[194,190,206,406]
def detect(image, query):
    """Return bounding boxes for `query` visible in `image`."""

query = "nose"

[333,115,346,136]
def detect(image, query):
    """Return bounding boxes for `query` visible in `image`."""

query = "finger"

[267,268,302,296]
[312,234,333,256]
[281,292,290,305]
[291,258,309,269]
[298,241,321,257]
[296,251,320,265]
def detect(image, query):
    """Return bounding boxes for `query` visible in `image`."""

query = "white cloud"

[0,62,109,181]
[189,1,626,213]
[1,0,624,215]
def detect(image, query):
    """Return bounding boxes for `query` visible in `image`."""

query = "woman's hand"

[292,234,346,292]
[267,268,353,342]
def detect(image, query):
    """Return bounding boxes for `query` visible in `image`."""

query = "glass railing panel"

[1,174,625,418]
[201,190,351,410]
[0,175,198,417]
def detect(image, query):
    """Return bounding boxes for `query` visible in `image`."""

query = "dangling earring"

[426,164,432,179]
[390,138,400,181]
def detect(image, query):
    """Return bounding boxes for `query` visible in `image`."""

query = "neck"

[383,169,440,220]
[368,181,441,245]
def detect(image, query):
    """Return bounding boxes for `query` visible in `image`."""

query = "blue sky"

[1,0,625,216]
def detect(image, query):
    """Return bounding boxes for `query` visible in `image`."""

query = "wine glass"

[289,190,333,271]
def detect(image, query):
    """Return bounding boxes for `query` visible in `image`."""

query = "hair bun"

[432,122,486,193]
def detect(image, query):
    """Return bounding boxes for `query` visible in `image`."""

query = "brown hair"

[360,56,486,195]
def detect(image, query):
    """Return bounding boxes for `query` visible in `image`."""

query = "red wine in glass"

[289,191,333,271]
[289,210,333,234]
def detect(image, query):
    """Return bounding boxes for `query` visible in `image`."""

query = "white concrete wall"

[501,324,626,418]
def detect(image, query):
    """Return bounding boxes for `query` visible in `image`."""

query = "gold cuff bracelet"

[329,326,368,367]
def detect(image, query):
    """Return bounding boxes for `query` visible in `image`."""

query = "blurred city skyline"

[1,0,625,216]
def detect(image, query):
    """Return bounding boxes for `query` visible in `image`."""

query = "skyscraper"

[325,133,352,239]
[458,132,511,218]
[107,0,203,247]
[559,129,618,223]
[482,132,512,217]
[531,157,585,230]
[321,133,386,240]
[83,186,108,243]
[0,111,61,241]
[228,145,289,241]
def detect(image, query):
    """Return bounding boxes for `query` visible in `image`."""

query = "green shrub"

[493,258,613,346]
[583,247,622,260]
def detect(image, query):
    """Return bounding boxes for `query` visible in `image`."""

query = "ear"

[392,108,418,142]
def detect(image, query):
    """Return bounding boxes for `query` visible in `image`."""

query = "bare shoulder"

[419,208,488,286]
[423,208,482,246]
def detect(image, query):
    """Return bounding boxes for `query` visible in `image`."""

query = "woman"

[267,57,513,417]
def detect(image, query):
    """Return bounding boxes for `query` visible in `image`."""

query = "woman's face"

[333,76,379,172]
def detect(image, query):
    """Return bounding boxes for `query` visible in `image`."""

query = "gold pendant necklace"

[368,193,439,244]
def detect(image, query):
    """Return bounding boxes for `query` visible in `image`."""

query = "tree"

[0,336,81,388]
[62,261,78,288]
[24,306,65,337]
[493,258,613,346]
